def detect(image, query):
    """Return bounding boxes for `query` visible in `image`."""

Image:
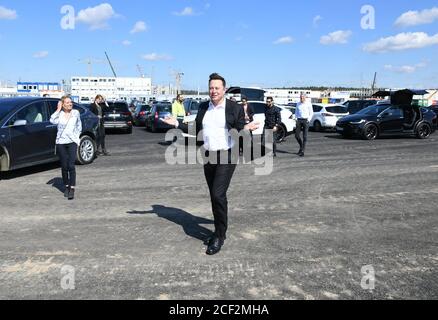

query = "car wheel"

[275,124,286,143]
[77,136,96,165]
[363,124,378,140]
[151,123,157,133]
[416,123,431,139]
[314,120,322,132]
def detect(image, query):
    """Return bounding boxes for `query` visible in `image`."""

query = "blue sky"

[0,0,437,89]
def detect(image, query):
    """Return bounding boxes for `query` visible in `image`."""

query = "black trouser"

[295,119,310,152]
[57,143,78,187]
[97,121,106,152]
[262,127,278,155]
[203,151,237,241]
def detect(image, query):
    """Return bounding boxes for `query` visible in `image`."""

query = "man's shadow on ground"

[127,205,214,244]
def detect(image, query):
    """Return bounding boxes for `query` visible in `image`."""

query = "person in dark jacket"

[90,95,110,156]
[263,97,282,157]
[162,73,259,255]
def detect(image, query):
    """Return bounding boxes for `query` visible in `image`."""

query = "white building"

[70,76,152,103]
[265,89,322,105]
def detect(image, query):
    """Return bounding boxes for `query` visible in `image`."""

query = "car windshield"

[326,106,348,114]
[106,103,129,112]
[157,104,172,113]
[356,105,390,115]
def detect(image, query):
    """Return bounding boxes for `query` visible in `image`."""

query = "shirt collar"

[209,99,226,110]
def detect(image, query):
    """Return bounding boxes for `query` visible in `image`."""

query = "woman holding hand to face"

[50,95,82,200]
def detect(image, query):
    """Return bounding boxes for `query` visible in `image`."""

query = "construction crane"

[136,64,145,78]
[105,52,117,78]
[77,57,104,77]
[371,72,377,93]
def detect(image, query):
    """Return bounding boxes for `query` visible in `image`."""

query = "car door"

[378,106,404,133]
[46,100,61,155]
[8,101,53,166]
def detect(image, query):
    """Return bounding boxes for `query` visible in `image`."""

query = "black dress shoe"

[64,186,70,198]
[102,150,111,156]
[298,151,305,157]
[206,238,224,255]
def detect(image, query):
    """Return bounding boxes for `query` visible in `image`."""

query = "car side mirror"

[12,119,27,127]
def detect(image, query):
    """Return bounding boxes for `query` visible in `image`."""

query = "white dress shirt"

[295,101,314,120]
[202,100,234,152]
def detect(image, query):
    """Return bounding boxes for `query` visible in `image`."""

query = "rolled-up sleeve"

[50,111,60,125]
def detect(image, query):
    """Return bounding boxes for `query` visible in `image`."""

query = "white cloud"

[384,62,427,74]
[141,53,173,61]
[273,36,294,45]
[130,21,148,34]
[313,15,322,28]
[320,30,352,45]
[173,7,196,16]
[76,3,117,30]
[0,6,17,20]
[363,32,438,53]
[395,7,438,27]
[122,40,132,46]
[33,51,49,59]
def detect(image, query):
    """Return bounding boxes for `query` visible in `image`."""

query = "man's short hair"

[209,73,226,88]
[266,97,274,101]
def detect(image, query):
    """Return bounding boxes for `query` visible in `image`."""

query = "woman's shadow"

[127,205,214,244]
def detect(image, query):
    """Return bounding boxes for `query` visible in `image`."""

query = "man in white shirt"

[295,93,314,157]
[163,73,258,255]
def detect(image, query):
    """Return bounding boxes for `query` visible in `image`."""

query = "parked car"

[0,97,98,172]
[343,100,378,114]
[133,104,152,126]
[103,101,133,134]
[428,105,438,117]
[183,98,201,116]
[310,104,349,132]
[145,102,175,133]
[182,101,295,143]
[226,87,265,102]
[336,101,437,140]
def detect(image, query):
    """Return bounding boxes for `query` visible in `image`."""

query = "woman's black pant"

[57,143,78,187]
[97,121,106,152]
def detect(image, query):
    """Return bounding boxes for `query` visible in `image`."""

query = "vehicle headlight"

[351,120,366,125]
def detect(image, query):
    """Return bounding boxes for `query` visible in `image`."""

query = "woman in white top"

[50,96,82,200]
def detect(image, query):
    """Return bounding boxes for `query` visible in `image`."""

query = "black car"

[183,98,201,116]
[0,97,99,172]
[428,105,438,117]
[103,101,133,134]
[145,102,174,133]
[133,104,152,126]
[343,99,379,114]
[336,90,437,140]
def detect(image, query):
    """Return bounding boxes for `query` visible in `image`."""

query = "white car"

[310,104,349,132]
[183,101,296,143]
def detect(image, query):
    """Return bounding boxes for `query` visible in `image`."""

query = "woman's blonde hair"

[61,95,71,105]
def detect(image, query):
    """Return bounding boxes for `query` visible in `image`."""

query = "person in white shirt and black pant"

[50,96,82,200]
[163,73,259,255]
[295,93,314,157]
